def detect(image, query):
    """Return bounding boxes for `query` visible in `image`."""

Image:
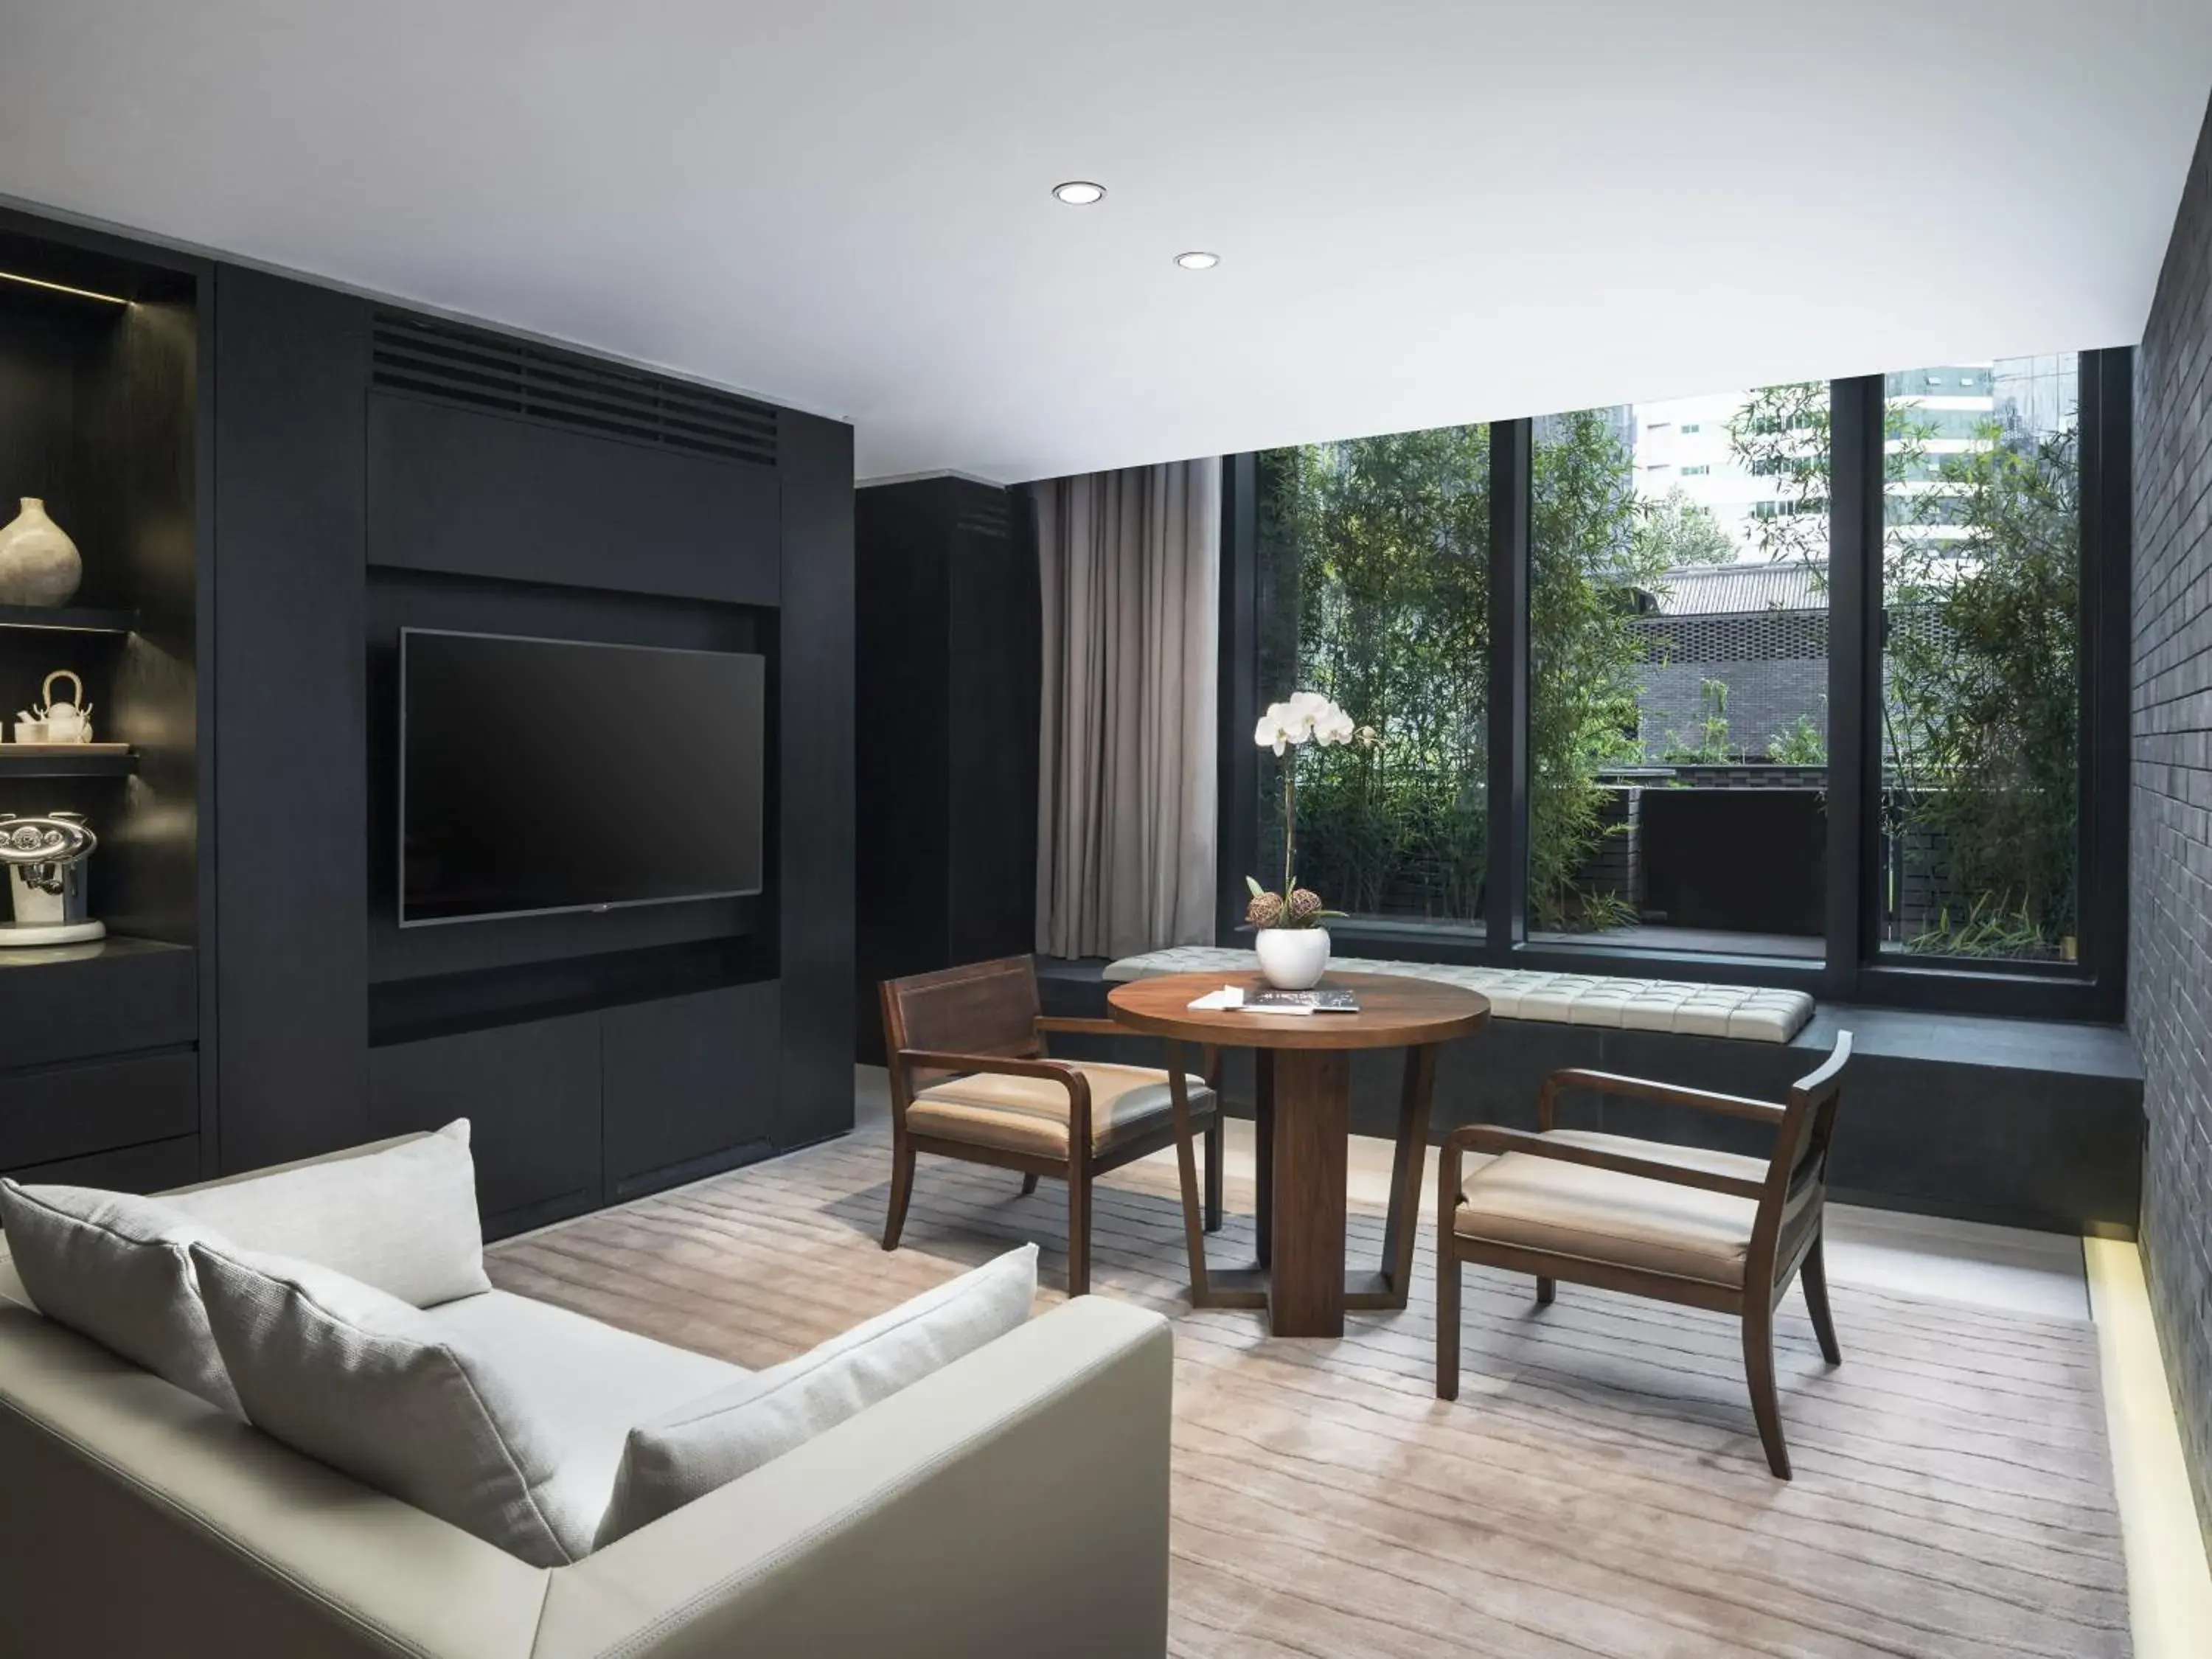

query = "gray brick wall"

[1638,657,1828,762]
[2129,87,2212,1553]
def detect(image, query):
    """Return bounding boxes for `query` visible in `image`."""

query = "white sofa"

[0,1134,1173,1658]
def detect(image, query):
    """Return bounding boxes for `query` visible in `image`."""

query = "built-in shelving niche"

[0,223,200,950]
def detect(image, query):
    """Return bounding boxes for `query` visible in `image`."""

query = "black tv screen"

[400,629,765,927]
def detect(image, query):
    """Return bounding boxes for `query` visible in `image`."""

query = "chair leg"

[1535,1275,1555,1307]
[1203,1112,1224,1234]
[1067,1161,1091,1297]
[1020,1172,1040,1197]
[1742,1302,1791,1478]
[882,1139,915,1253]
[1801,1229,1843,1366]
[1437,1247,1461,1401]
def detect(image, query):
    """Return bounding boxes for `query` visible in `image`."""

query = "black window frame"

[1217,349,2133,1022]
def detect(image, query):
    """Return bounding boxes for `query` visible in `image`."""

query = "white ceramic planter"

[1255,926,1330,990]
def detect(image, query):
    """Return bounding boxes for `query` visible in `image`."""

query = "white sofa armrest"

[531,1295,1175,1659]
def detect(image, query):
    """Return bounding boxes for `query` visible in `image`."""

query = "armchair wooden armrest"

[1439,1124,1767,1204]
[1537,1067,1787,1130]
[1032,1018,1222,1088]
[1033,1016,1127,1037]
[896,1049,1090,1096]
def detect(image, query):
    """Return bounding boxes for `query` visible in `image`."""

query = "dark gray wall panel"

[368,1013,601,1228]
[366,394,779,604]
[776,410,855,1146]
[211,266,368,1172]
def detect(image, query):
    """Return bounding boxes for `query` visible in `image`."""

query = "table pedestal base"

[1183,1043,1439,1338]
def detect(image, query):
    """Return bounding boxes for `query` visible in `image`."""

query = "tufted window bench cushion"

[1100,947,1815,1043]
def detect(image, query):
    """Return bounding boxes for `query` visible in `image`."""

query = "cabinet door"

[368,1013,601,1235]
[602,983,779,1200]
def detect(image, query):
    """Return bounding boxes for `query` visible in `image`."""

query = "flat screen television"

[400,628,765,927]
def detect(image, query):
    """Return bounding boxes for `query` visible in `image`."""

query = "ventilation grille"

[952,481,1012,540]
[371,313,777,467]
[1635,608,1827,664]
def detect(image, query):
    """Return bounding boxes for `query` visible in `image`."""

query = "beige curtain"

[1035,459,1220,959]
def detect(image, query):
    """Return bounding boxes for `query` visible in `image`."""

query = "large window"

[1253,430,1489,931]
[1879,356,2081,961]
[1232,350,2126,1015]
[1529,385,1830,958]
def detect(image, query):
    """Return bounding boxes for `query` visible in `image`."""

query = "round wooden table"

[1108,970,1489,1338]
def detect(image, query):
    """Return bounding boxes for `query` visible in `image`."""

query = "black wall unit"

[854,475,1037,1061]
[0,202,855,1228]
[368,1012,603,1237]
[210,265,370,1172]
[776,411,856,1145]
[366,392,780,605]
[604,982,781,1197]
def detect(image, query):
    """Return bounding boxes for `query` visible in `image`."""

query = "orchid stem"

[1282,762,1295,901]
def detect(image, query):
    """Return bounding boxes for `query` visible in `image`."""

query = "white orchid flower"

[1254,692,1354,754]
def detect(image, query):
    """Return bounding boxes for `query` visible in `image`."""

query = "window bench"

[1099,947,1816,1043]
[1034,954,2142,1237]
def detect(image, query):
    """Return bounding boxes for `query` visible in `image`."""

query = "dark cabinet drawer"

[603,982,780,1197]
[0,1051,199,1174]
[0,943,195,1072]
[369,1012,602,1230]
[5,1133,204,1194]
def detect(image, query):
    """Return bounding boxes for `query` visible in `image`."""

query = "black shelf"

[0,604,139,636]
[0,750,136,778]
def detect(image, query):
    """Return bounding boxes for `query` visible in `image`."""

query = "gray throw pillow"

[167,1120,490,1307]
[595,1244,1037,1547]
[190,1241,588,1567]
[0,1181,242,1414]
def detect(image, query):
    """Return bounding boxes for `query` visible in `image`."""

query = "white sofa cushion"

[596,1244,1039,1546]
[166,1120,490,1307]
[190,1241,588,1567]
[0,1182,242,1414]
[425,1288,745,1546]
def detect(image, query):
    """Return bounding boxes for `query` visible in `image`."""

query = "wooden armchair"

[1436,1034,1851,1478]
[880,955,1223,1295]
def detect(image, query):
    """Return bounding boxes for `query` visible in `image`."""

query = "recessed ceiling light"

[1175,251,1220,271]
[1052,181,1106,206]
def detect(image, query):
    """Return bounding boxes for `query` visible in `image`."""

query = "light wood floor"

[496,1077,2142,1659]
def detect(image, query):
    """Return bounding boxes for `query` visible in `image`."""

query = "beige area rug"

[489,1125,2130,1659]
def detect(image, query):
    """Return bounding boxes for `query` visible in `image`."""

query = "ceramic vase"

[1255,926,1330,990]
[0,498,82,607]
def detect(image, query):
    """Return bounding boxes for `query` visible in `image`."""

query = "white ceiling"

[2,2,2208,484]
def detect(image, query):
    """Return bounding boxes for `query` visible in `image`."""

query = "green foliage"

[1260,414,1661,928]
[1905,891,2060,960]
[1767,709,1827,766]
[1528,410,1670,926]
[1258,429,1492,919]
[1727,383,1832,571]
[1884,414,2080,954]
[1632,486,1735,567]
[1660,679,1737,765]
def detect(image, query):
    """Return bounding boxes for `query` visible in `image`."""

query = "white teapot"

[35,669,92,745]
